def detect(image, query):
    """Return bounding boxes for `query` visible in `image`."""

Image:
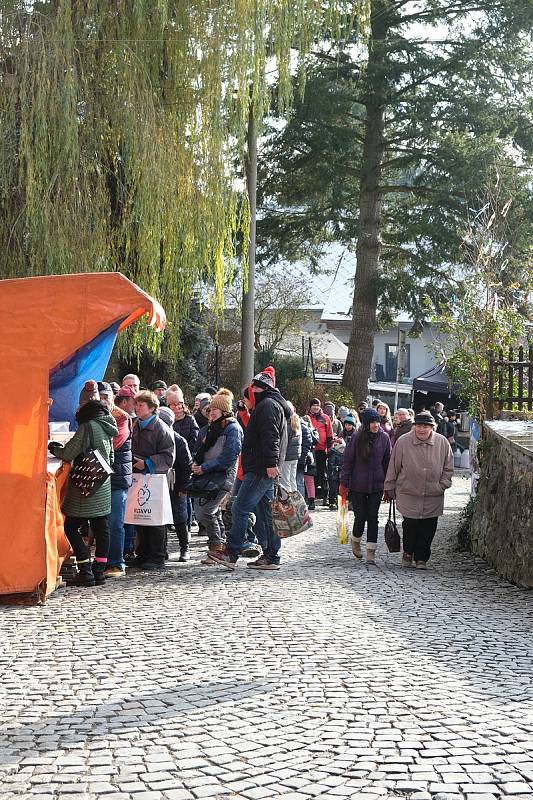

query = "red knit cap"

[252,366,276,390]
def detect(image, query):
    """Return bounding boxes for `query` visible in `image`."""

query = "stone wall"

[470,422,533,588]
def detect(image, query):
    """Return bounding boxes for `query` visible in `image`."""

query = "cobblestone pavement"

[1,474,532,800]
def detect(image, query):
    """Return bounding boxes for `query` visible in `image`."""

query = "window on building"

[385,343,410,381]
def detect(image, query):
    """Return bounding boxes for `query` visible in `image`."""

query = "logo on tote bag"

[137,484,151,507]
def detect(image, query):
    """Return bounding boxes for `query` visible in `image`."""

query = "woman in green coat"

[49,385,118,587]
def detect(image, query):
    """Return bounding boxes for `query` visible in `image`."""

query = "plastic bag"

[337,496,349,544]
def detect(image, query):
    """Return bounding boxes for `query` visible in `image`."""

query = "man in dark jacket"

[208,366,291,571]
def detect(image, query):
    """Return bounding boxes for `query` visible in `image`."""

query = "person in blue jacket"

[191,389,243,558]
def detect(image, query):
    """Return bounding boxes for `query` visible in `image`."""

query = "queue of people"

[48,370,456,586]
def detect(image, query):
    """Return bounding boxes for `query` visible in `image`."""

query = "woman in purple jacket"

[339,408,392,564]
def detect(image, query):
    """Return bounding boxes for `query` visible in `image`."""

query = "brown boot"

[351,536,362,559]
[366,544,377,565]
[202,544,224,565]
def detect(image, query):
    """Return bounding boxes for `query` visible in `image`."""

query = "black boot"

[91,561,107,586]
[177,523,190,562]
[67,560,95,587]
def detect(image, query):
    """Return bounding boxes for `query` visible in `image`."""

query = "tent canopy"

[0,273,165,601]
[412,362,458,394]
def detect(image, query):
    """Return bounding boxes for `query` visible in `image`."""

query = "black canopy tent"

[411,362,462,409]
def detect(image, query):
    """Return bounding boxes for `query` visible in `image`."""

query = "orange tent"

[0,273,166,604]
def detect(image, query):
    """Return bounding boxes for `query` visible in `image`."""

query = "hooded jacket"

[50,401,118,518]
[241,388,292,476]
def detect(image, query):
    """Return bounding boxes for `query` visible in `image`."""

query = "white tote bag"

[124,473,173,526]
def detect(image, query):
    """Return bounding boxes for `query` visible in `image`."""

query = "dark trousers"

[135,525,166,565]
[64,516,110,562]
[402,517,438,562]
[315,450,328,499]
[351,491,382,543]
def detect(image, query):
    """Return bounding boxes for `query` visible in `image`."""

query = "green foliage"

[436,172,532,420]
[457,496,476,552]
[257,2,533,331]
[0,0,370,354]
[254,350,307,396]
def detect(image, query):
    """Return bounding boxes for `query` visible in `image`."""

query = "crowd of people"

[48,369,456,587]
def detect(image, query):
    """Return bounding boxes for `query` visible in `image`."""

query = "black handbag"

[70,424,114,498]
[186,471,232,501]
[384,499,401,553]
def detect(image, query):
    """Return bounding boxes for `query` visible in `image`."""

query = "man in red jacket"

[309,398,333,505]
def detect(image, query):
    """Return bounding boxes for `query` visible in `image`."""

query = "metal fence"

[487,345,533,417]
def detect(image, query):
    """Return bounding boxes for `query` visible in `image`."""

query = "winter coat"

[131,415,175,474]
[236,408,250,482]
[431,410,448,436]
[391,419,412,447]
[298,420,314,471]
[241,389,291,476]
[51,409,118,518]
[285,423,302,463]
[310,411,333,452]
[340,427,391,495]
[173,414,199,452]
[384,429,454,519]
[195,417,243,484]
[330,416,343,437]
[111,407,132,491]
[170,432,193,495]
[380,418,394,441]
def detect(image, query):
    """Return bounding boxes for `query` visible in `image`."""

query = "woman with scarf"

[339,408,392,564]
[48,380,118,587]
[192,389,243,558]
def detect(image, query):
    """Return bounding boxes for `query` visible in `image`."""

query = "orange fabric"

[0,273,165,603]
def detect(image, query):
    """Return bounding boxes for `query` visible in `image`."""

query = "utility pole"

[240,100,257,389]
[393,326,407,411]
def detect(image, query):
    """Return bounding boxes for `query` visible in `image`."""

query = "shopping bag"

[384,499,401,552]
[271,486,313,538]
[337,496,349,544]
[124,473,173,526]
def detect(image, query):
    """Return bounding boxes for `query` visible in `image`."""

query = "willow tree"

[0,0,370,354]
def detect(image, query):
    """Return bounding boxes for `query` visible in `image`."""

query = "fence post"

[498,348,504,411]
[517,345,524,411]
[487,351,494,420]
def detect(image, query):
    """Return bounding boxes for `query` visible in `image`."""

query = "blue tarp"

[48,321,122,428]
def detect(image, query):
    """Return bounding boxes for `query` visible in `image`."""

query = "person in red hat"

[208,366,292,571]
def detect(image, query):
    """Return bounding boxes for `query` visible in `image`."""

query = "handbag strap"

[389,499,396,524]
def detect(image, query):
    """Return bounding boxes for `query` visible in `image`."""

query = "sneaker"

[402,553,413,567]
[104,567,125,578]
[240,541,263,559]
[179,547,190,563]
[247,556,280,571]
[351,537,362,559]
[201,556,218,565]
[307,499,315,511]
[207,548,237,570]
[415,560,427,570]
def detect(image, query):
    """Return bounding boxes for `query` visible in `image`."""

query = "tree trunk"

[240,103,257,390]
[342,6,389,403]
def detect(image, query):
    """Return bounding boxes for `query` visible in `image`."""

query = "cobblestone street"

[1,474,532,800]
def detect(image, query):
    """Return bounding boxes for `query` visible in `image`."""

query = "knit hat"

[210,388,233,415]
[343,415,356,427]
[309,398,321,407]
[116,385,137,399]
[195,392,211,403]
[414,411,436,426]
[361,408,380,427]
[338,406,349,421]
[324,401,335,411]
[79,379,99,405]
[97,381,113,396]
[158,406,175,428]
[152,380,167,391]
[252,366,276,391]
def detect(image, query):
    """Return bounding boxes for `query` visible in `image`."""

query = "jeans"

[124,524,136,554]
[227,473,280,564]
[351,491,383,543]
[170,493,189,550]
[64,515,110,563]
[195,490,227,547]
[296,469,305,497]
[107,488,127,569]
[402,517,438,562]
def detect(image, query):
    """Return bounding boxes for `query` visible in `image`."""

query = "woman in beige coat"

[384,410,453,569]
